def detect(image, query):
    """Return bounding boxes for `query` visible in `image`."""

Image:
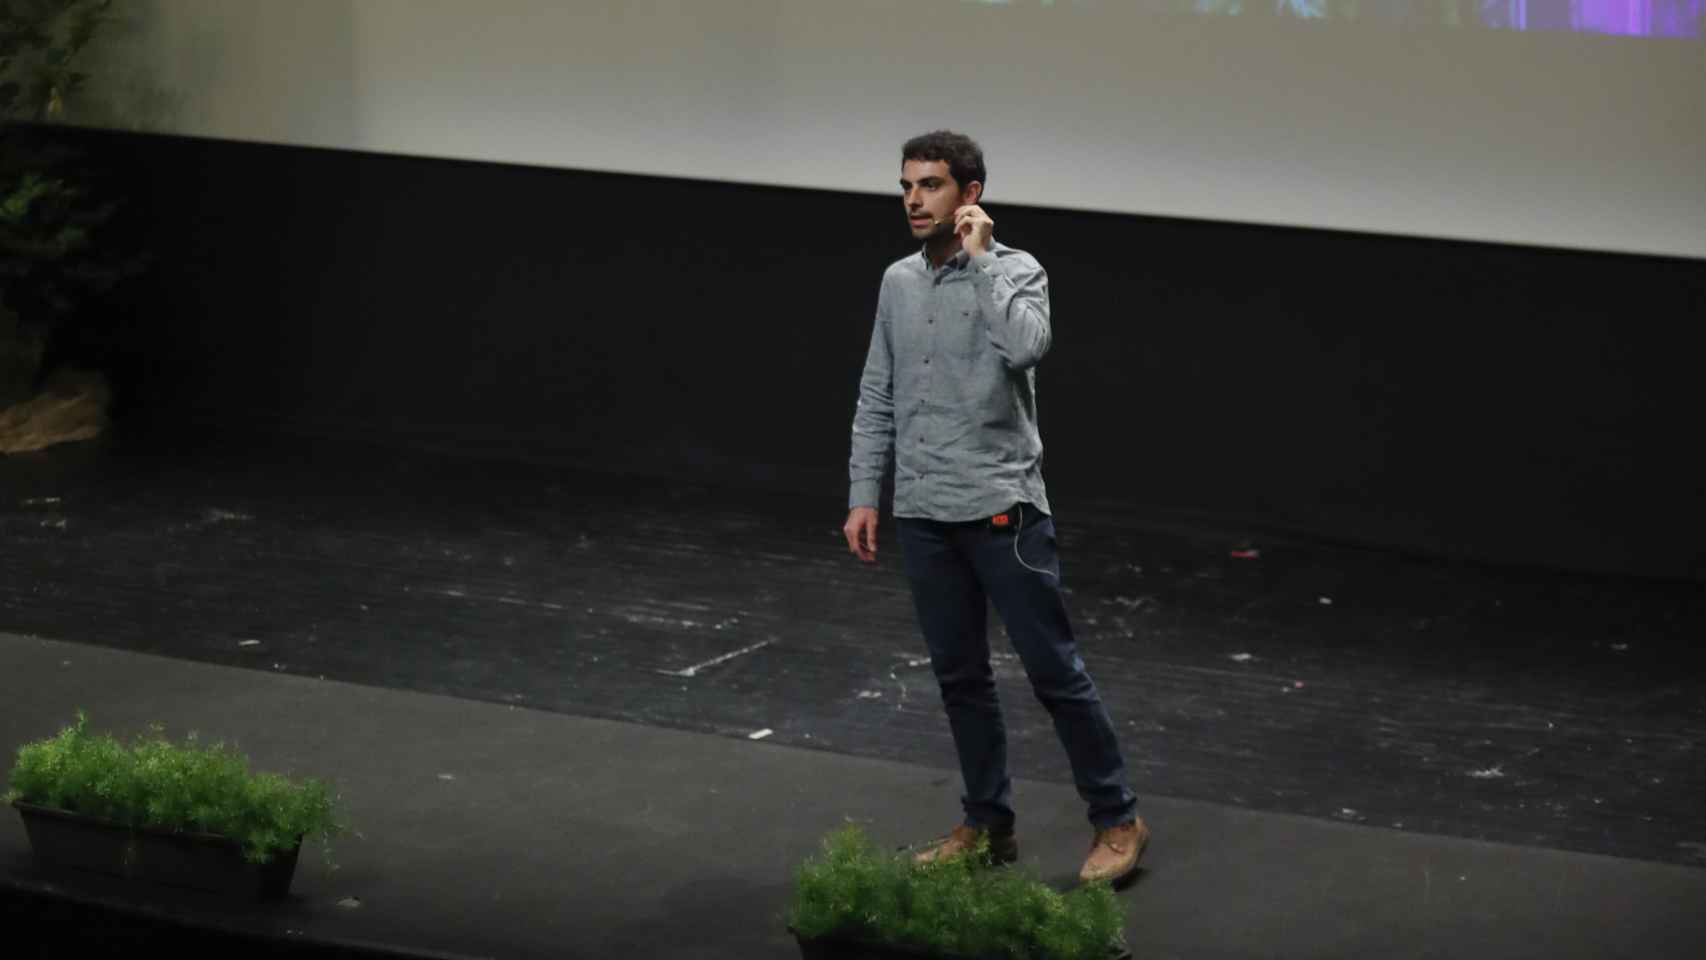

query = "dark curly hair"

[902,131,986,197]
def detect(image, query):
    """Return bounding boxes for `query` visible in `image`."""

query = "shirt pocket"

[942,307,983,361]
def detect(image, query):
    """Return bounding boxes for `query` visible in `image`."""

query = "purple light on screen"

[1652,0,1706,33]
[1575,0,1651,33]
[1480,0,1701,32]
[1582,0,1642,31]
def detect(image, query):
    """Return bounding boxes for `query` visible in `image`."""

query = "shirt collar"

[917,240,995,272]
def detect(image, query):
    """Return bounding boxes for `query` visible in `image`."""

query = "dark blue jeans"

[896,505,1137,832]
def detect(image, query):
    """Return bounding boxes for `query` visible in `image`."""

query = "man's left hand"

[954,205,994,257]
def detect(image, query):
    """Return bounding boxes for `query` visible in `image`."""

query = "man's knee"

[934,658,997,704]
[1025,657,1097,706]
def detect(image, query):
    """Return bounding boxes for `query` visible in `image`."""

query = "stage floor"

[5,632,1706,960]
[3,424,1705,956]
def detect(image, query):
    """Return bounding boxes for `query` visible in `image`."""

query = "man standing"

[843,131,1148,885]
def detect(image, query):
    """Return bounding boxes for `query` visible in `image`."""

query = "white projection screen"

[71,0,1706,260]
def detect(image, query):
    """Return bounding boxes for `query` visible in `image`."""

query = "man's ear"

[964,181,984,205]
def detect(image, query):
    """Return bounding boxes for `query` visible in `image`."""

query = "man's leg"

[969,506,1137,830]
[895,517,1014,833]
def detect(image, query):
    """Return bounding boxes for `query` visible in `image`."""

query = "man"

[843,130,1148,886]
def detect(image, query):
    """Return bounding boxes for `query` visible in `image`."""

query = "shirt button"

[924,356,930,364]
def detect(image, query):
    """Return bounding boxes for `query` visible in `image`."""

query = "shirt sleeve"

[848,277,896,510]
[968,250,1051,370]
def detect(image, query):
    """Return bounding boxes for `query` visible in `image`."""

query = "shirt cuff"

[849,479,882,510]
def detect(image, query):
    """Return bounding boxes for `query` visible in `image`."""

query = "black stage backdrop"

[34,125,1706,583]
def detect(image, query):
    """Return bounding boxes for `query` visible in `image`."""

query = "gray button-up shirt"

[849,239,1053,522]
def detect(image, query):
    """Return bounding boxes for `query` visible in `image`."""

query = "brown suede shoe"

[1078,817,1149,886]
[912,824,1018,866]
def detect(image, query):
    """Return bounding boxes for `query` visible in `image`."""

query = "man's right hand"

[844,507,879,563]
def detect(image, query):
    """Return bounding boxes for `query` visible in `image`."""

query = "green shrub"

[788,823,1125,959]
[4,711,346,865]
[2,1,151,409]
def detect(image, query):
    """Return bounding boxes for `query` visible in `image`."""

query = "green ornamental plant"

[4,711,348,866]
[788,823,1126,960]
[1,0,148,413]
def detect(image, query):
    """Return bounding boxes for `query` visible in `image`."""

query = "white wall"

[70,0,1706,259]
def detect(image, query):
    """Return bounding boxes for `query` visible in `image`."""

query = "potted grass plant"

[786,824,1132,960]
[4,711,346,900]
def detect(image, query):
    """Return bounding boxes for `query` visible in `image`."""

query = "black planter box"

[12,800,302,900]
[791,928,1133,960]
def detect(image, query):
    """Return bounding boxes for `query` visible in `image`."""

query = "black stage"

[3,423,1705,958]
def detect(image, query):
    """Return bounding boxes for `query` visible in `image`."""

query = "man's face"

[901,159,979,241]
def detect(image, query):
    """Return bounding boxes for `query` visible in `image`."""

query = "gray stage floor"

[5,429,1704,871]
[4,633,1704,960]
